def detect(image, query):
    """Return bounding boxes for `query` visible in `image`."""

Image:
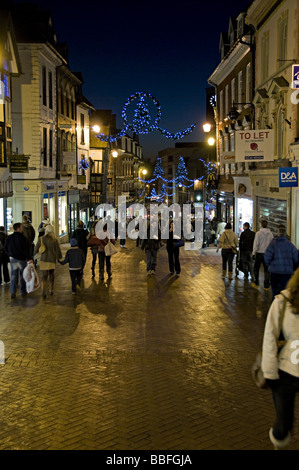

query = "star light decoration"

[95,92,196,143]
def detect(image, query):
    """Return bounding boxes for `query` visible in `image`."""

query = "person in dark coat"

[72,220,89,273]
[4,223,31,299]
[59,238,85,294]
[239,222,255,280]
[166,221,181,275]
[264,225,299,298]
[0,226,10,285]
[141,221,161,275]
[22,215,36,258]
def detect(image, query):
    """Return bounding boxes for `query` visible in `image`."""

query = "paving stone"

[0,240,298,450]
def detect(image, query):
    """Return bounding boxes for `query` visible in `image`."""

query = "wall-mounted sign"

[292,64,299,89]
[77,175,86,184]
[279,167,298,188]
[9,155,30,173]
[62,151,76,165]
[235,130,274,163]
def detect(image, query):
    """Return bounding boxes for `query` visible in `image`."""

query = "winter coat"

[264,236,299,275]
[262,289,299,379]
[239,228,255,252]
[218,229,238,250]
[252,228,273,255]
[216,222,226,238]
[60,247,85,270]
[34,235,62,264]
[141,227,161,252]
[72,227,89,253]
[96,230,116,253]
[4,232,30,260]
[22,222,35,245]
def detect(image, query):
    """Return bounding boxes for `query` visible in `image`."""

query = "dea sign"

[279,168,298,188]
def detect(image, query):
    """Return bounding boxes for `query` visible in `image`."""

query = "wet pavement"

[0,239,298,451]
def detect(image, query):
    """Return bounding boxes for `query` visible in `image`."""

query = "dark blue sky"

[14,0,251,158]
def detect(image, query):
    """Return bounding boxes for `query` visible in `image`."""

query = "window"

[246,63,251,103]
[231,78,235,107]
[278,15,288,65]
[219,90,224,122]
[261,33,269,81]
[49,130,53,167]
[277,106,284,158]
[168,155,173,163]
[237,71,243,109]
[43,128,47,166]
[80,114,85,144]
[48,71,53,109]
[42,67,47,106]
[225,85,229,117]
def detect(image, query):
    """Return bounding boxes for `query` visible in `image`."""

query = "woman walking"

[34,225,62,299]
[166,221,181,275]
[97,224,116,280]
[216,222,238,279]
[261,268,299,449]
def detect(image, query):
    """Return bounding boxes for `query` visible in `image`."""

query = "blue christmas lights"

[95,92,196,143]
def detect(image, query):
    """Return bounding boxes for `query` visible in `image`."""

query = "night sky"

[13,0,251,158]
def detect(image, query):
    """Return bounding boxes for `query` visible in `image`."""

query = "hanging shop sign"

[9,155,30,173]
[292,64,299,89]
[235,130,274,163]
[279,167,298,188]
[233,176,253,198]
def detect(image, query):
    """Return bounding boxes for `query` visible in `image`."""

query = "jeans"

[91,251,100,276]
[98,252,111,278]
[69,269,82,292]
[221,248,235,272]
[240,250,254,278]
[270,370,299,441]
[253,253,270,287]
[145,249,158,272]
[10,258,27,295]
[167,246,180,273]
[270,273,292,299]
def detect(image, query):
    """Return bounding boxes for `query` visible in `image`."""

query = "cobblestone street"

[0,240,298,451]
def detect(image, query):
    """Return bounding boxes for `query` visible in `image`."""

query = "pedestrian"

[0,226,10,285]
[251,220,274,290]
[261,267,299,450]
[166,221,181,275]
[216,222,238,280]
[141,220,161,275]
[38,217,50,237]
[34,225,62,299]
[4,222,32,299]
[216,219,226,245]
[72,220,89,273]
[22,214,36,259]
[118,220,127,248]
[264,225,299,298]
[204,218,211,247]
[87,221,101,278]
[59,238,85,294]
[239,222,255,280]
[97,224,116,280]
[211,217,218,245]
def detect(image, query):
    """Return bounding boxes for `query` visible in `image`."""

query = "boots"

[99,269,104,280]
[222,270,226,278]
[229,272,233,280]
[269,428,291,450]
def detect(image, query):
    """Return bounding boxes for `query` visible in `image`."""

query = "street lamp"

[92,125,101,133]
[112,150,118,207]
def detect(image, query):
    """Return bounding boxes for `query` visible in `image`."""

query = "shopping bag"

[104,241,118,257]
[23,262,40,293]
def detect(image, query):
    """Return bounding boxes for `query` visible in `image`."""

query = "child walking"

[59,239,85,294]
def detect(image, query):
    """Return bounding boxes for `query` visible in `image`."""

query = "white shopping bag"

[23,262,40,293]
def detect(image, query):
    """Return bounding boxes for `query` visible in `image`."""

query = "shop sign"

[77,175,86,184]
[62,151,76,165]
[235,130,274,162]
[279,167,298,188]
[9,155,30,173]
[233,176,253,198]
[292,65,299,89]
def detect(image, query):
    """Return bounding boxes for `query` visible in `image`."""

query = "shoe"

[108,273,112,279]
[170,271,174,275]
[251,282,259,289]
[11,293,16,299]
[222,270,226,278]
[147,271,151,275]
[21,292,27,297]
[72,291,76,295]
[49,291,54,296]
[176,272,180,275]
[264,286,270,291]
[228,272,233,280]
[151,270,155,275]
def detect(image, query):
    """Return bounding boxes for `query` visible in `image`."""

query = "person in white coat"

[252,220,274,290]
[261,268,299,449]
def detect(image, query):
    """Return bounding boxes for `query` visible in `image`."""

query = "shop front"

[0,167,14,232]
[234,176,254,237]
[79,190,90,228]
[68,189,80,236]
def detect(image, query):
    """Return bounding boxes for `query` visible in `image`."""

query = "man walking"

[252,220,273,290]
[4,223,31,299]
[72,220,89,273]
[239,222,255,280]
[264,225,299,298]
[22,214,36,258]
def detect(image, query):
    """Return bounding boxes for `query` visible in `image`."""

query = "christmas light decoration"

[79,158,89,170]
[95,92,196,143]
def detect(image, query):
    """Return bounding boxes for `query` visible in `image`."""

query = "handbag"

[104,241,118,257]
[252,295,288,389]
[39,236,46,254]
[87,234,101,246]
[174,239,185,248]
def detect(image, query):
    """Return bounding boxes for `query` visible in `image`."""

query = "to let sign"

[279,168,298,188]
[235,130,274,163]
